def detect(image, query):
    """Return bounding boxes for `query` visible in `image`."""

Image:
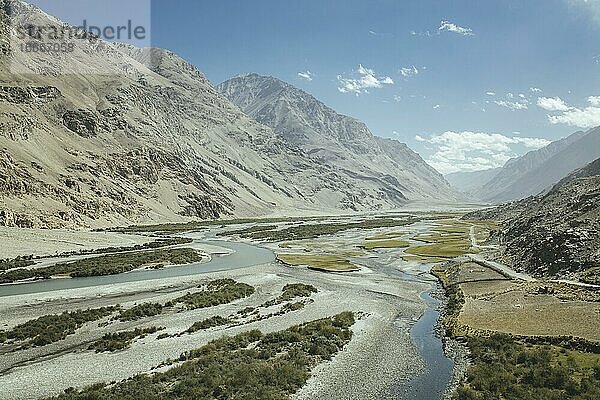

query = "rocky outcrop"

[0,86,61,103]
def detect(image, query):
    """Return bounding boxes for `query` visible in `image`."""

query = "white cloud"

[588,96,600,106]
[415,135,427,142]
[400,65,420,77]
[297,70,313,81]
[337,64,394,95]
[393,95,402,102]
[568,0,600,24]
[539,95,600,128]
[536,96,570,111]
[494,100,529,111]
[433,104,441,109]
[421,131,550,174]
[486,91,496,96]
[438,20,474,36]
[530,87,542,93]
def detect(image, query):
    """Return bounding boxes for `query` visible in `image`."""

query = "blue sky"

[29,0,600,173]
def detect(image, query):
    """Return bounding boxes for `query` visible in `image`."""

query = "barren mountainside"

[0,0,456,228]
[467,157,600,282]
[218,73,458,202]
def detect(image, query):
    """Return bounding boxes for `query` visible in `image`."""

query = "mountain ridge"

[218,73,460,203]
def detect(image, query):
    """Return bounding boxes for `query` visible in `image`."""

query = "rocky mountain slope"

[467,158,600,282]
[218,74,459,202]
[454,129,599,203]
[0,0,453,228]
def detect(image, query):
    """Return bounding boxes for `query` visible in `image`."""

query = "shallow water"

[0,240,275,297]
[399,289,454,399]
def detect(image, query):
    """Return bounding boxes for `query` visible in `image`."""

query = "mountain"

[218,73,458,202]
[0,0,452,228]
[466,158,600,282]
[0,1,455,229]
[445,168,501,194]
[469,129,599,203]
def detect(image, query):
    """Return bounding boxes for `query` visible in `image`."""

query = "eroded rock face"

[62,110,98,138]
[0,86,61,103]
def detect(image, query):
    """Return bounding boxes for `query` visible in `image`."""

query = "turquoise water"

[0,240,275,297]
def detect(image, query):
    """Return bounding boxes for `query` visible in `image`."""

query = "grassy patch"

[406,242,472,259]
[277,254,359,272]
[359,239,409,250]
[407,218,474,259]
[89,327,163,353]
[0,248,201,284]
[0,307,118,347]
[48,313,355,400]
[365,232,406,241]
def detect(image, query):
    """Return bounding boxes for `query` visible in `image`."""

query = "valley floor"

[0,213,453,400]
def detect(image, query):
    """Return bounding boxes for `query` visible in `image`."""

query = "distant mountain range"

[0,1,458,228]
[446,127,600,203]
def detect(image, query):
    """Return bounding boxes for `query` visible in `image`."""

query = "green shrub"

[0,307,117,347]
[89,327,163,353]
[48,313,356,400]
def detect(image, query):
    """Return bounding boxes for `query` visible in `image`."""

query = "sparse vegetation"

[187,316,231,333]
[50,237,194,258]
[0,307,118,347]
[243,217,418,241]
[167,279,255,310]
[117,303,165,322]
[89,327,164,353]
[0,255,34,271]
[277,254,359,272]
[0,248,201,284]
[47,313,355,400]
[262,283,318,307]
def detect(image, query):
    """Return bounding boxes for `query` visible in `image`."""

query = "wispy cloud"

[419,131,551,174]
[539,95,600,128]
[494,100,529,111]
[337,65,394,95]
[438,20,474,36]
[486,91,496,96]
[530,87,542,93]
[399,65,420,77]
[568,0,600,24]
[297,70,313,81]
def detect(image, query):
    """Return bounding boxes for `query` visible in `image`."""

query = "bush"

[48,313,356,400]
[0,307,118,347]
